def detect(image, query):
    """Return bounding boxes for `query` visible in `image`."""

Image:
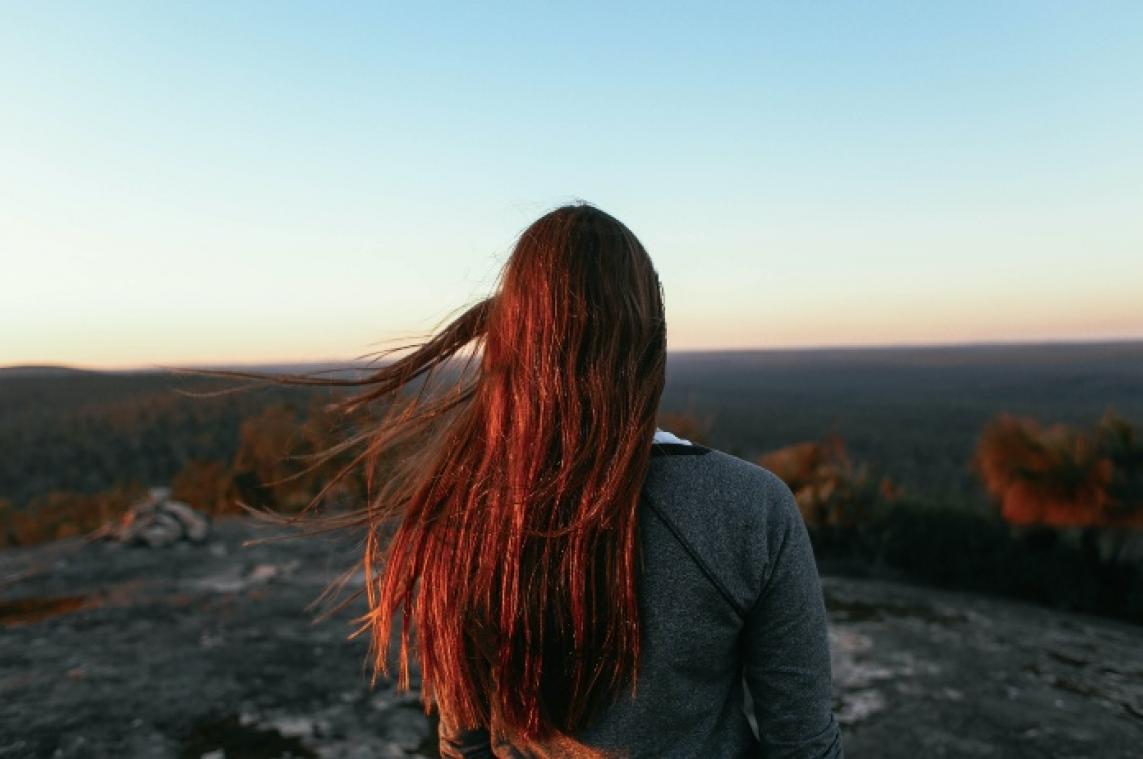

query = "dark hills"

[2,340,1141,509]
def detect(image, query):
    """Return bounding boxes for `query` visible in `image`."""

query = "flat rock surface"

[824,577,1143,757]
[2,518,1141,758]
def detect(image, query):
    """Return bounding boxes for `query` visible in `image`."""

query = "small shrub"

[759,435,897,530]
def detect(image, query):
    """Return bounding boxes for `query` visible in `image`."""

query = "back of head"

[360,203,667,742]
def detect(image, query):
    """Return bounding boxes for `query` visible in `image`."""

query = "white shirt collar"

[652,427,693,446]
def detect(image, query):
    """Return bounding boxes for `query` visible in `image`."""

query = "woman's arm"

[743,480,844,758]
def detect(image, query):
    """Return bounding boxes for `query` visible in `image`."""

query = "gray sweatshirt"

[438,433,844,758]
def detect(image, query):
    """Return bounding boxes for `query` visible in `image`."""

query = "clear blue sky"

[2,2,1141,368]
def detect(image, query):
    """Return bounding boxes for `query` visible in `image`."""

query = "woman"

[248,204,842,757]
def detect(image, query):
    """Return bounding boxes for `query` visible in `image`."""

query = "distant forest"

[662,341,1143,506]
[2,341,1142,513]
[0,369,330,508]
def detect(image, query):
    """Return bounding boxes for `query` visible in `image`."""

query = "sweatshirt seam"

[749,477,799,614]
[642,488,747,619]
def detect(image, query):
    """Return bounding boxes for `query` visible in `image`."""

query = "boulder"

[97,488,211,547]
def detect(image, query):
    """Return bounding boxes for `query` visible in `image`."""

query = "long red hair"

[239,204,666,741]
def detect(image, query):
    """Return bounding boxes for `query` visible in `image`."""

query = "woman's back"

[439,435,844,758]
[239,203,844,757]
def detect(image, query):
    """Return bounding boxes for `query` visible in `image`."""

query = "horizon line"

[5,335,1143,374]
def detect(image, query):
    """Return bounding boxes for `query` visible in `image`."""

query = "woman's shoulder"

[648,441,797,522]
[644,442,803,615]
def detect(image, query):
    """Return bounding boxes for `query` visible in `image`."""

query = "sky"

[2,2,1141,369]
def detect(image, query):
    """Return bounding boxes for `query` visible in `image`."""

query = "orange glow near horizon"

[5,293,1141,372]
[4,266,1143,370]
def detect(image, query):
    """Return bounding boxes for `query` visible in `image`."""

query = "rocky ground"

[2,517,1141,758]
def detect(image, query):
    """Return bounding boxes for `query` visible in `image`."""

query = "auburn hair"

[223,204,667,742]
